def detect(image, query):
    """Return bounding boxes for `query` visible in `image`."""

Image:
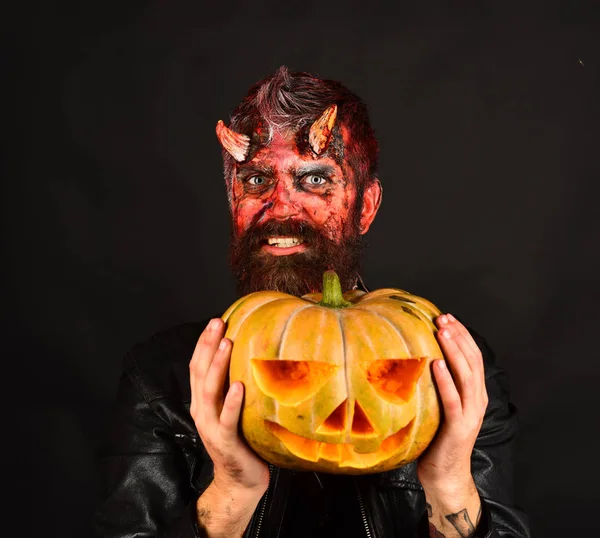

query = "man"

[94,66,530,537]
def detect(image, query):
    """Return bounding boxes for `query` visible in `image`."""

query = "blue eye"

[304,175,327,186]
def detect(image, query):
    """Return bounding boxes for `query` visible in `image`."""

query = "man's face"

[228,131,372,297]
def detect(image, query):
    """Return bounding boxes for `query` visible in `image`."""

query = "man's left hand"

[416,314,489,537]
[417,313,488,490]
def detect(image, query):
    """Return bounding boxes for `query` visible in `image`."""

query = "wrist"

[421,475,478,507]
[423,478,483,538]
[196,481,266,538]
[211,474,268,503]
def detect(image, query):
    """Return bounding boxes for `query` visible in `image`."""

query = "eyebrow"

[236,163,275,180]
[292,164,337,178]
[236,163,338,181]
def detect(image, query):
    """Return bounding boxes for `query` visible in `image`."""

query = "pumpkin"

[222,270,444,474]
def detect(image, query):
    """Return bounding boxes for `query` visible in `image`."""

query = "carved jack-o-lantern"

[222,271,444,474]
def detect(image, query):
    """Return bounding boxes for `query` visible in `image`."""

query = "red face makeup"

[231,131,358,250]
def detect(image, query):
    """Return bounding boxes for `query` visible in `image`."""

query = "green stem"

[317,270,352,308]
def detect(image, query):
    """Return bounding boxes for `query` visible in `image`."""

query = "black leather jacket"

[94,321,530,538]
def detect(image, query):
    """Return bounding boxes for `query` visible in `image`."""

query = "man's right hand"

[189,318,270,536]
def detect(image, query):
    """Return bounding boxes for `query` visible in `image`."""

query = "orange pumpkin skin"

[222,276,444,475]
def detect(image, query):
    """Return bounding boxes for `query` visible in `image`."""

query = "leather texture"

[94,320,531,538]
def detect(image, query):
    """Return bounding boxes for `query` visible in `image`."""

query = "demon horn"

[216,120,251,162]
[309,104,338,155]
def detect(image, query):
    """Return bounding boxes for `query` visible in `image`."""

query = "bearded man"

[94,66,530,538]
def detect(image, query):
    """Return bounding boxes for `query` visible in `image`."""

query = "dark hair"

[222,66,379,198]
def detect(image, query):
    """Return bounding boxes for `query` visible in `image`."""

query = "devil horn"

[216,120,251,162]
[309,104,338,155]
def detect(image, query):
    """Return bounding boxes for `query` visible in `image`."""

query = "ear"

[359,179,382,235]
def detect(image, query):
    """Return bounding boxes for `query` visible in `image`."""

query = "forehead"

[252,131,320,163]
[238,130,349,176]
[254,132,303,160]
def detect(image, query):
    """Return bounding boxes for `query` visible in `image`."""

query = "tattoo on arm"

[427,503,481,537]
[445,509,475,537]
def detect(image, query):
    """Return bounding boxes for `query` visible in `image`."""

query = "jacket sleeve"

[93,352,214,538]
[467,329,531,538]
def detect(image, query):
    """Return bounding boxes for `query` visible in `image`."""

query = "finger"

[220,381,244,440]
[432,360,462,419]
[202,338,232,424]
[190,320,223,418]
[190,373,197,417]
[439,314,483,375]
[446,314,480,357]
[447,325,479,375]
[448,326,486,403]
[436,327,476,406]
[190,361,204,420]
[443,315,489,406]
[190,318,226,382]
[480,382,489,412]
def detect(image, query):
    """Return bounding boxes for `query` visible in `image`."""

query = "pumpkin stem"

[318,270,353,308]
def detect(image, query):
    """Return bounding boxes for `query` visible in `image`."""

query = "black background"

[3,2,599,537]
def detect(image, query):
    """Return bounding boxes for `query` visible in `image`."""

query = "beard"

[229,217,365,297]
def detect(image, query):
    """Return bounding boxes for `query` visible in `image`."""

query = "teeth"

[267,237,302,248]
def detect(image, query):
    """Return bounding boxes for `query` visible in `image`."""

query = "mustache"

[236,219,323,249]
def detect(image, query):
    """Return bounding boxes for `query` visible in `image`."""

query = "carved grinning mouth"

[265,419,414,468]
[251,359,427,468]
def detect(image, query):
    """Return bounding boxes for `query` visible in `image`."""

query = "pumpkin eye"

[364,358,427,404]
[251,359,338,406]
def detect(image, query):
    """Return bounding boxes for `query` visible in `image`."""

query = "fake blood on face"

[230,132,357,248]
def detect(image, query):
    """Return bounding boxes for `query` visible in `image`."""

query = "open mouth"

[265,236,304,248]
[265,419,414,468]
[261,236,307,255]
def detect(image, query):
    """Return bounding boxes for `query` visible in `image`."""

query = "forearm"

[423,478,482,538]
[196,480,266,538]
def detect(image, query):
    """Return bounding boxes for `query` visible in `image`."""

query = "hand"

[417,313,489,494]
[189,318,270,497]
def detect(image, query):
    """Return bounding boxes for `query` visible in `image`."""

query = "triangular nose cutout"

[352,401,376,435]
[317,399,348,434]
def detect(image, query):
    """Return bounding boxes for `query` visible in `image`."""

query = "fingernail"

[209,319,220,331]
[447,313,456,322]
[442,329,451,339]
[437,360,447,370]
[439,315,448,325]
[219,338,228,350]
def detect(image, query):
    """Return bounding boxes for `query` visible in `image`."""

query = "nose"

[317,399,376,437]
[266,182,301,220]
